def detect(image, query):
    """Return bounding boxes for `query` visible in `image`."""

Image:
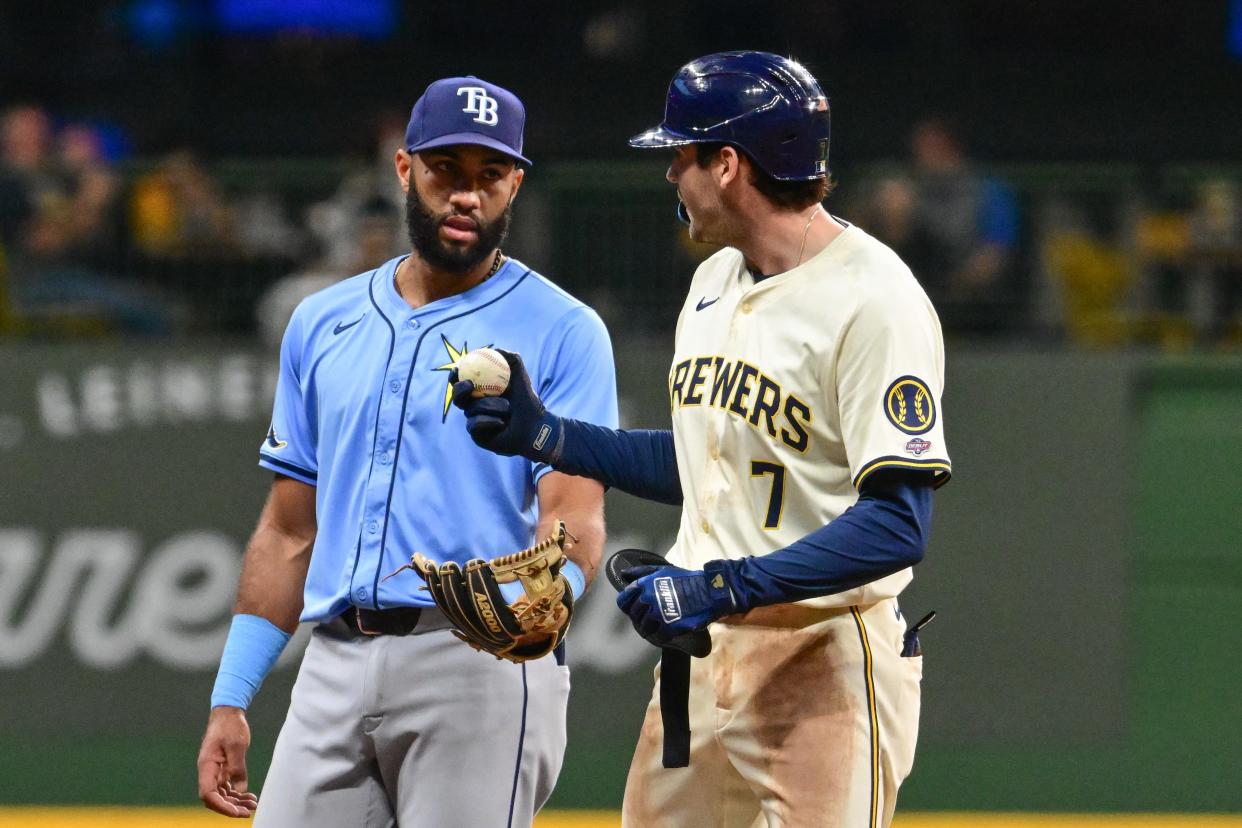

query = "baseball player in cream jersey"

[453,52,949,827]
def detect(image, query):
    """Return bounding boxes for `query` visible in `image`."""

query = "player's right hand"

[452,349,564,463]
[616,561,739,643]
[197,706,259,818]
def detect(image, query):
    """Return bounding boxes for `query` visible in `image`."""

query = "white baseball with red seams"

[457,348,511,397]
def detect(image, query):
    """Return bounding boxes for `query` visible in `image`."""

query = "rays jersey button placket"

[361,314,420,595]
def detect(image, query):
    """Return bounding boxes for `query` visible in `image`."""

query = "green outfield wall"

[0,342,1238,812]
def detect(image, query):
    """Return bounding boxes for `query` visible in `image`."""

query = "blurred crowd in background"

[0,103,404,341]
[2,0,1240,349]
[2,100,1238,350]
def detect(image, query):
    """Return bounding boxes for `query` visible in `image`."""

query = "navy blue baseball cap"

[405,76,531,166]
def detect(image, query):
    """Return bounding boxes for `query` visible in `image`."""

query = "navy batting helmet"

[629,50,830,181]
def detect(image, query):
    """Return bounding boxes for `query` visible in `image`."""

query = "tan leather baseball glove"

[403,521,575,663]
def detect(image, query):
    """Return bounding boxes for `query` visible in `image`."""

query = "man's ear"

[508,167,525,204]
[394,150,413,194]
[716,145,742,189]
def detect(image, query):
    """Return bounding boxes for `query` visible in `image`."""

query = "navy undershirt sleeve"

[720,470,934,611]
[554,419,682,505]
[549,419,932,609]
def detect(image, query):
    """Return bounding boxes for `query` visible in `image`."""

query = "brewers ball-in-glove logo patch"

[884,376,936,435]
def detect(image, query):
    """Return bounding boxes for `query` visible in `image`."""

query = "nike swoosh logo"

[696,297,719,312]
[333,315,365,335]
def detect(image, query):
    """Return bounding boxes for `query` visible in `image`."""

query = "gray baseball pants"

[254,608,570,828]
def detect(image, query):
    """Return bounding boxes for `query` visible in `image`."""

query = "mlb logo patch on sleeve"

[904,437,932,456]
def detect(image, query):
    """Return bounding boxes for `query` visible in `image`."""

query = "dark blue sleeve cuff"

[258,454,317,486]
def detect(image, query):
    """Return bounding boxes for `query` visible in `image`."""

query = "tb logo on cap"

[457,86,499,126]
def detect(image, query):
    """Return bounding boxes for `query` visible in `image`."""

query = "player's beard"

[405,184,512,274]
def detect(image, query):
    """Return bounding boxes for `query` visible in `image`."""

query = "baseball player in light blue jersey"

[197,76,618,827]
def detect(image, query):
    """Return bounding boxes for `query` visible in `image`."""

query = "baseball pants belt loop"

[659,647,692,768]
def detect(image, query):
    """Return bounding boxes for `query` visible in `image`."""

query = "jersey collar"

[737,221,858,294]
[374,254,519,321]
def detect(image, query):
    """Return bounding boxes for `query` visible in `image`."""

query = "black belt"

[339,607,567,663]
[341,606,423,636]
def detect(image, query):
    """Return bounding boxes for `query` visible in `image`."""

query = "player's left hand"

[450,349,563,463]
[616,561,738,643]
[197,706,259,818]
[399,521,576,663]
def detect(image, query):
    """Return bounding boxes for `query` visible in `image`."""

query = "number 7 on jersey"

[750,461,786,529]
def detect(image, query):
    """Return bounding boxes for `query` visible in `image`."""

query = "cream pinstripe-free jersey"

[664,223,951,609]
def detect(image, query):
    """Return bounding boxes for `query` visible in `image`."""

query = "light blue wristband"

[561,559,587,600]
[210,614,292,709]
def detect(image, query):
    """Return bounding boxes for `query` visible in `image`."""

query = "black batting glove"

[451,349,565,464]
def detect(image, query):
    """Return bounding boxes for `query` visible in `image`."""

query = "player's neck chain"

[394,248,505,294]
[795,207,822,269]
[485,248,505,279]
[750,209,825,281]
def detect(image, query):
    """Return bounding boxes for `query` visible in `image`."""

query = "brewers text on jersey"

[668,355,812,452]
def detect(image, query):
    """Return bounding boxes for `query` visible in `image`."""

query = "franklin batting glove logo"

[654,577,682,622]
[533,424,552,451]
[458,87,499,125]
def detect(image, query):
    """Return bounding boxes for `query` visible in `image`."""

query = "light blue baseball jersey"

[258,255,618,623]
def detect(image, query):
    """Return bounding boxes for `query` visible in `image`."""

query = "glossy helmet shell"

[629,50,831,181]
